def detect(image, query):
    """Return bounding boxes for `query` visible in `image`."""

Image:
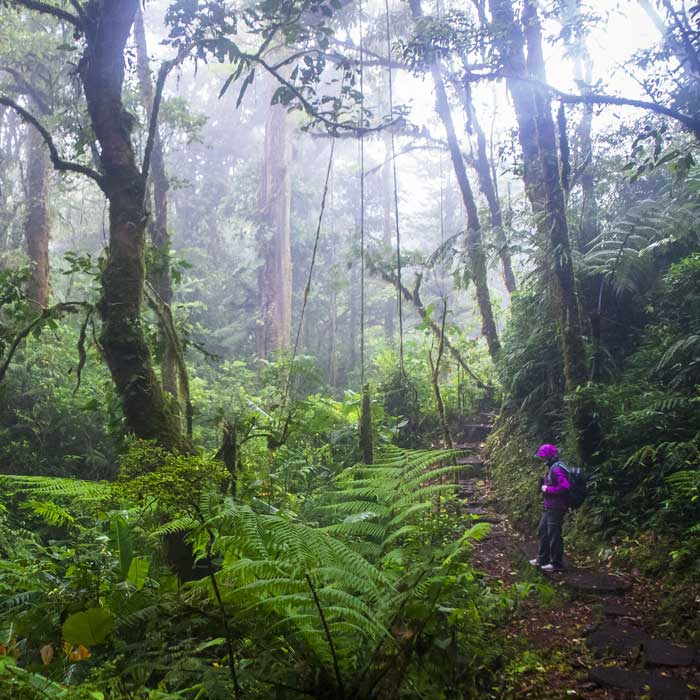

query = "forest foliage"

[0,0,700,696]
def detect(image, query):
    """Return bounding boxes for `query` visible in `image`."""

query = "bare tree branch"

[7,0,82,30]
[466,70,700,136]
[0,302,90,384]
[142,58,177,181]
[0,95,105,188]
[547,84,700,137]
[364,143,445,176]
[0,66,50,114]
[374,267,491,390]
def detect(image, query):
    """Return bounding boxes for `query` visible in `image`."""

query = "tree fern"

[656,335,700,386]
[583,197,700,298]
[21,500,75,526]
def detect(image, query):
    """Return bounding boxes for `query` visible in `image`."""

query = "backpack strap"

[548,462,571,487]
[551,461,569,475]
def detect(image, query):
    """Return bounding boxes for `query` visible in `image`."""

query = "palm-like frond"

[583,198,700,298]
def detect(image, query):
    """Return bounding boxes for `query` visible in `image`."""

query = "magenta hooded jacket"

[543,462,571,511]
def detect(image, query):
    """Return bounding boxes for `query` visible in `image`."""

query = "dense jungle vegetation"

[0,0,699,697]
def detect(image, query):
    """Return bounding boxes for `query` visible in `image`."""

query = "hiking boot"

[541,564,564,573]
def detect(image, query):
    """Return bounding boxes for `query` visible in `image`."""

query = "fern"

[166,447,487,696]
[21,500,75,526]
[656,335,700,386]
[583,197,700,298]
[666,469,700,498]
[0,475,111,501]
[318,447,463,555]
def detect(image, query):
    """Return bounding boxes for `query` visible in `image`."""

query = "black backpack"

[554,461,587,510]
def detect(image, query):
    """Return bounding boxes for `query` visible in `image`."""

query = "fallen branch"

[374,268,491,391]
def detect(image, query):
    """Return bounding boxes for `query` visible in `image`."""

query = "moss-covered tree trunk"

[79,0,186,451]
[410,0,500,359]
[489,0,600,464]
[25,125,50,308]
[256,101,292,358]
[133,2,178,397]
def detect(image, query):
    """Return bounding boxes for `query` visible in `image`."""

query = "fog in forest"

[1,1,700,697]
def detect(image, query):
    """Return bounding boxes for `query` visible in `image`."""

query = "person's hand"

[541,484,548,493]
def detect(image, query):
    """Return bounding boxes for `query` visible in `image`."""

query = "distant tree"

[0,14,60,308]
[559,0,598,251]
[133,3,179,400]
[257,98,293,358]
[460,80,517,294]
[409,0,501,359]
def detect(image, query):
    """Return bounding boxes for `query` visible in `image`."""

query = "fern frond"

[151,517,199,537]
[22,499,75,526]
[2,475,111,500]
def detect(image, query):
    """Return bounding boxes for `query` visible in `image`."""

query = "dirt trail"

[455,446,700,700]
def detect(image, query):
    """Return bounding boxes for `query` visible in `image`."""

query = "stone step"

[559,569,633,595]
[588,623,697,668]
[587,620,647,657]
[644,640,697,668]
[453,442,482,451]
[589,667,698,700]
[455,455,484,466]
[466,507,502,524]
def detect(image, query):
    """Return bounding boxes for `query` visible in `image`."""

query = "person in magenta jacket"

[529,443,570,572]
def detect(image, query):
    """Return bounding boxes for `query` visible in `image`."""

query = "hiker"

[529,443,570,572]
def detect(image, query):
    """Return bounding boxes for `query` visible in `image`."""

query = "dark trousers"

[537,508,565,567]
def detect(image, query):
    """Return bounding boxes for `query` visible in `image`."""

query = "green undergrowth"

[488,255,700,588]
[0,443,532,699]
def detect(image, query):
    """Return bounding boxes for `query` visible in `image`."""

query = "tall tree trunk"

[410,0,500,359]
[133,3,178,397]
[348,211,360,376]
[80,0,186,451]
[489,0,599,464]
[489,0,547,217]
[382,130,395,337]
[461,80,517,294]
[561,0,597,251]
[256,102,292,357]
[25,125,50,308]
